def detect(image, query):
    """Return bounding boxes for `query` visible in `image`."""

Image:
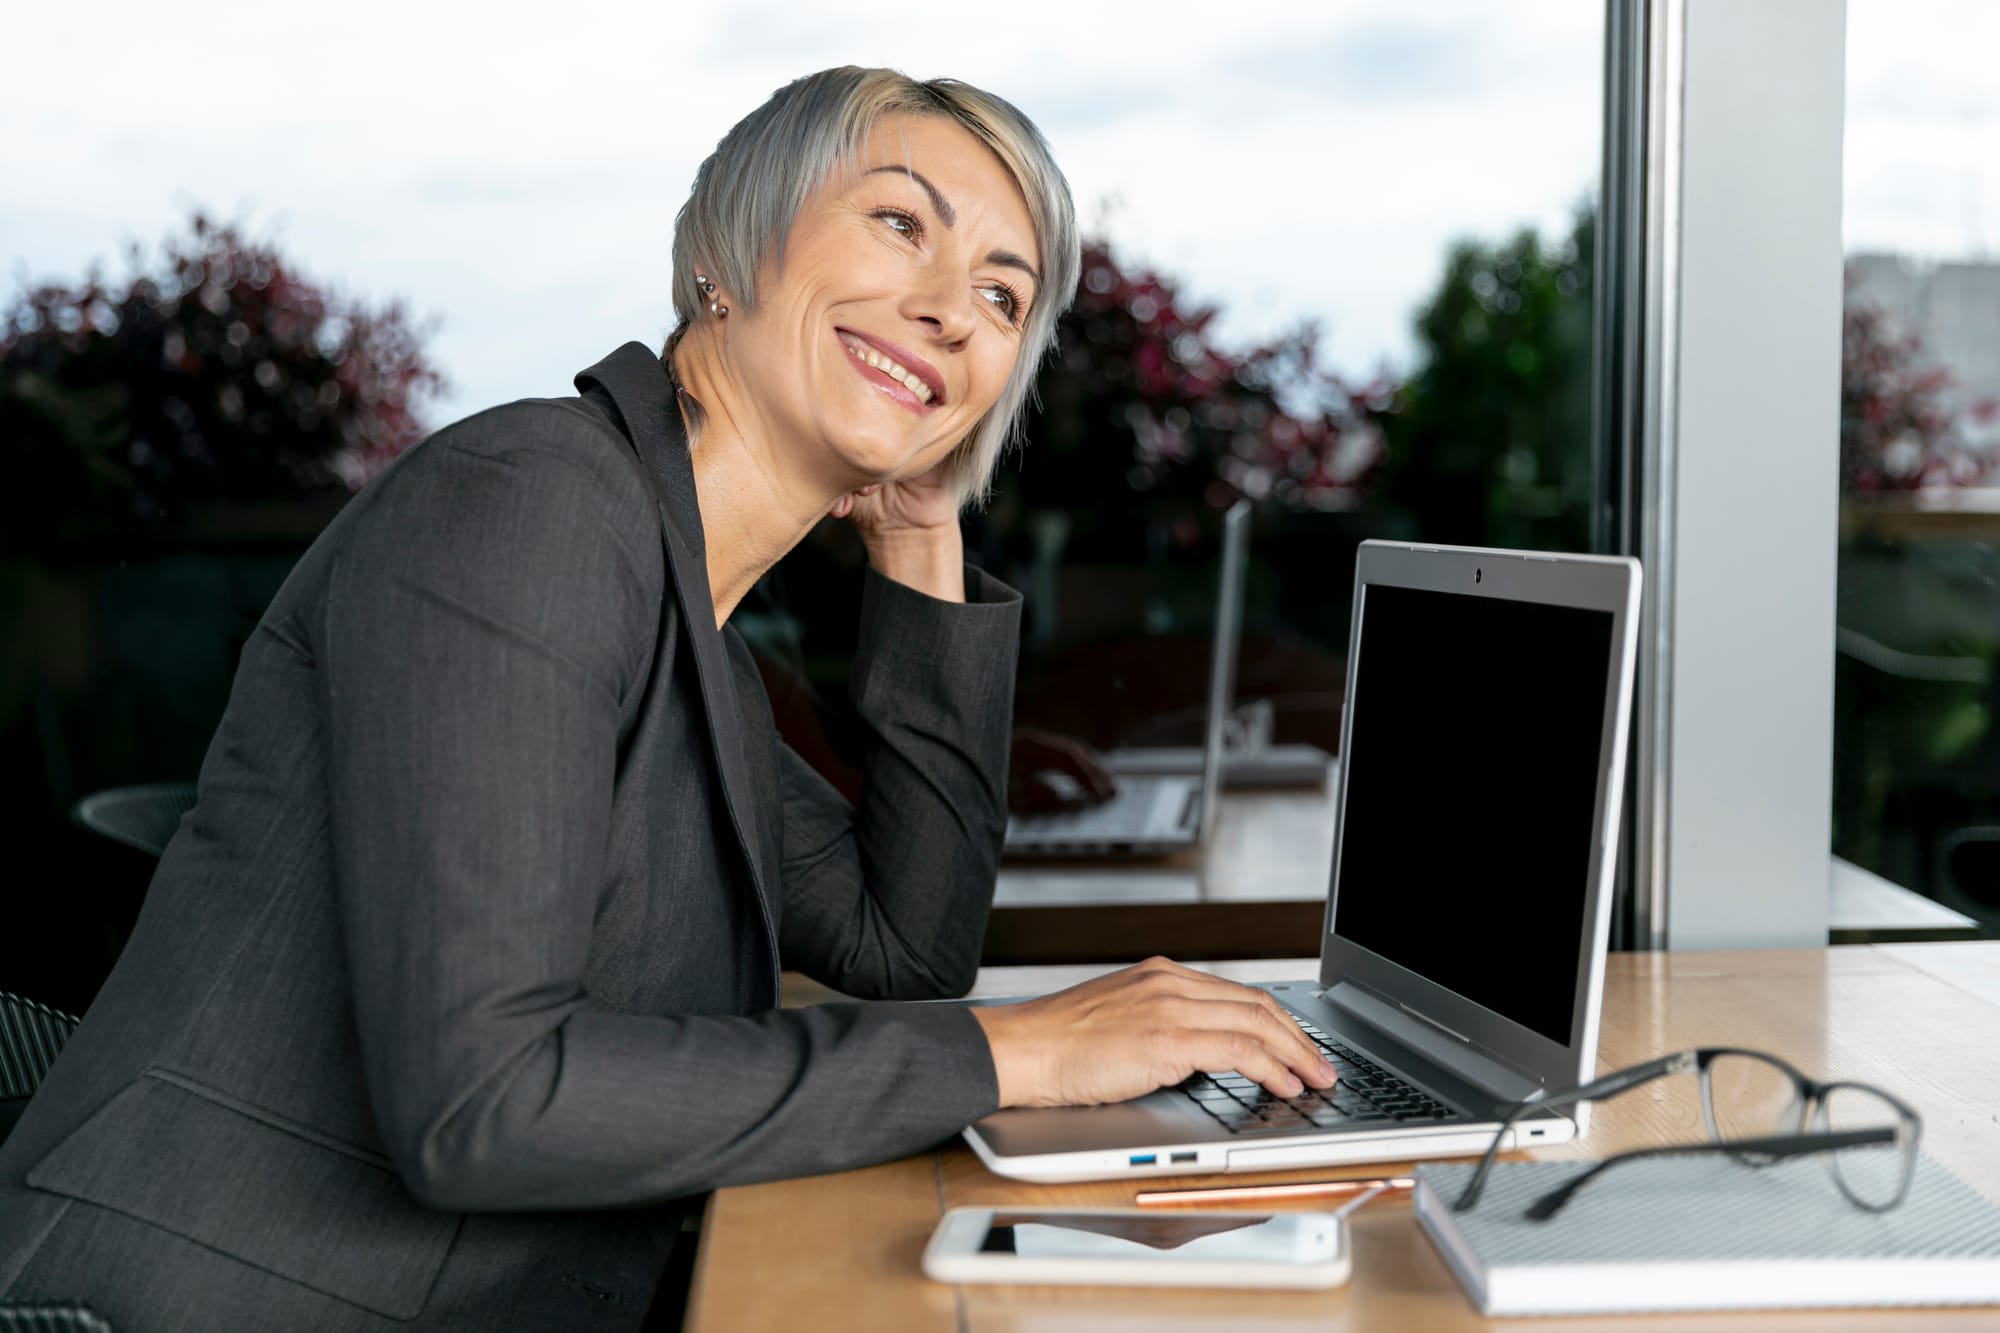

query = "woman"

[0,68,1333,1330]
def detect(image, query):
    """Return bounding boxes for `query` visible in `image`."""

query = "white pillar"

[1651,0,1845,948]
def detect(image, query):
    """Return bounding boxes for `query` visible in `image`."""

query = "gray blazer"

[0,343,1017,1330]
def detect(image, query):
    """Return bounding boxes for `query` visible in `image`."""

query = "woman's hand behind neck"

[672,343,964,627]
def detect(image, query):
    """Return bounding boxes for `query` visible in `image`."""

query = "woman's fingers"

[1154,995,1336,1094]
[1128,960,1333,1084]
[977,957,1343,1108]
[1043,734,1117,800]
[1168,1026,1308,1098]
[827,486,881,521]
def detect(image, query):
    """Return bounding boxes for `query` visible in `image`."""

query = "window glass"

[1836,1,2000,923]
[0,5,1611,1001]
[748,5,1608,782]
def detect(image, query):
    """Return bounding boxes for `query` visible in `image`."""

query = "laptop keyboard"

[1014,775,1174,838]
[1177,1014,1459,1134]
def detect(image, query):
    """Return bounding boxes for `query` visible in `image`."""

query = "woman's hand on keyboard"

[1007,728,1116,814]
[968,956,1340,1108]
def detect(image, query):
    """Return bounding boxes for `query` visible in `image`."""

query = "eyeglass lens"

[1699,1053,1913,1209]
[1814,1085,1915,1210]
[1700,1052,1806,1147]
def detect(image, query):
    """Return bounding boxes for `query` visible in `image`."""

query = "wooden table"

[987,785,1338,963]
[686,944,2000,1332]
[988,785,1982,962]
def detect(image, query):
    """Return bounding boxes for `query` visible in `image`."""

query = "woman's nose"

[901,267,976,346]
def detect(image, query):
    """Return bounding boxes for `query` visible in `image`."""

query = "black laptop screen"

[1330,582,1615,1046]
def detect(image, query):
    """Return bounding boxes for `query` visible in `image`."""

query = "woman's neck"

[670,340,843,629]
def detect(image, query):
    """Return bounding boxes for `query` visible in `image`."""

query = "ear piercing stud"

[695,271,727,318]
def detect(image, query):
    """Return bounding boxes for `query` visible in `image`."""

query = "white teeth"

[845,339,934,404]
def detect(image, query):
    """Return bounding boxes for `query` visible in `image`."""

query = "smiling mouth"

[835,329,943,408]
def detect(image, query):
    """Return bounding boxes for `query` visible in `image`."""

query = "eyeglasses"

[1450,1047,1923,1222]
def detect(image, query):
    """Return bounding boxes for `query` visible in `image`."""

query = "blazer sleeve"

[321,407,997,1213]
[773,565,1022,999]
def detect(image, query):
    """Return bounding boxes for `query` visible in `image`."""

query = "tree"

[1374,208,1596,551]
[1840,271,1995,494]
[1014,239,1387,515]
[1,213,443,552]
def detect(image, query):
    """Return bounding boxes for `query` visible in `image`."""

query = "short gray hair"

[667,67,1079,507]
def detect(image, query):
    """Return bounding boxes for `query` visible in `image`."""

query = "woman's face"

[721,113,1041,493]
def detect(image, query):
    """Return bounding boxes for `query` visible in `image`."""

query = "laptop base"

[964,981,1580,1184]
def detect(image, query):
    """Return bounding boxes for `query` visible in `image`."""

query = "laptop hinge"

[1320,981,1548,1103]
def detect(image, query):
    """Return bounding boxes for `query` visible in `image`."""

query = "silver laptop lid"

[1193,500,1251,844]
[1318,542,1642,1094]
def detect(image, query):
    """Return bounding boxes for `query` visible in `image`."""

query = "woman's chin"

[823,436,930,487]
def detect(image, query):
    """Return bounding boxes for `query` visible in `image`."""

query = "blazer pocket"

[26,1069,458,1320]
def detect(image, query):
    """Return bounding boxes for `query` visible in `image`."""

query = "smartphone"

[921,1206,1351,1288]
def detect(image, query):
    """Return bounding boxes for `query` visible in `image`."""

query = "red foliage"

[1024,240,1390,512]
[1841,273,1994,494]
[1,213,444,544]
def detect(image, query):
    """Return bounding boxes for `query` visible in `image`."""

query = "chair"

[1,991,78,1105]
[1,991,81,1148]
[1833,626,1999,894]
[68,783,198,859]
[0,1007,102,1332]
[0,1306,114,1333]
[1938,825,2000,919]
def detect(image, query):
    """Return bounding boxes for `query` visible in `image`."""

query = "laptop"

[1095,699,1336,790]
[966,540,1642,1182]
[1003,499,1249,858]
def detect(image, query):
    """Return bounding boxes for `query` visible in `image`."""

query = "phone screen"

[976,1211,1326,1265]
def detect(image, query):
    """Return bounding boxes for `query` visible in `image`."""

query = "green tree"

[1376,207,1596,551]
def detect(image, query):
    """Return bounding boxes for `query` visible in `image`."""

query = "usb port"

[1170,1152,1198,1164]
[1128,1153,1157,1167]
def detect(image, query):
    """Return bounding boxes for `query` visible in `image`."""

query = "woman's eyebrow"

[863,164,1040,288]
[987,249,1040,289]
[864,165,956,228]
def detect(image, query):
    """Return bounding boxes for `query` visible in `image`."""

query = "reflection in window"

[1835,1,2000,924]
[763,7,1607,786]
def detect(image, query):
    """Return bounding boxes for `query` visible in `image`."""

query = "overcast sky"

[1844,0,2000,262]
[4,2,1991,423]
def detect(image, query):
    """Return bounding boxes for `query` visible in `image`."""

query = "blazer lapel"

[575,344,779,991]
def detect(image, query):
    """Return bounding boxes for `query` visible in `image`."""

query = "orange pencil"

[1135,1175,1415,1207]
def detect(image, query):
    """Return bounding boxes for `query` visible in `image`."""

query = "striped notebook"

[1413,1152,2000,1315]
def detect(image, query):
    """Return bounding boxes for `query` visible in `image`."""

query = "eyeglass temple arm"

[1521,1127,1896,1222]
[1451,1053,1691,1211]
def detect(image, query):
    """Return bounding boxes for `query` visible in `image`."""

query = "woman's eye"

[979,283,1025,325]
[875,209,921,241]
